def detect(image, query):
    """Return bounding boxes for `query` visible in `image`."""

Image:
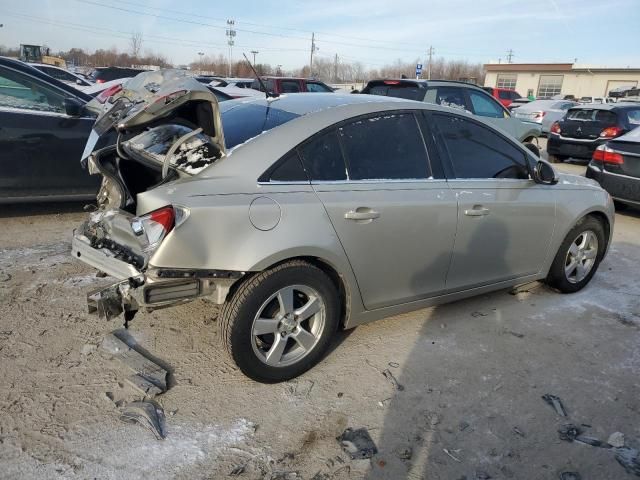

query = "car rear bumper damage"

[72,231,244,322]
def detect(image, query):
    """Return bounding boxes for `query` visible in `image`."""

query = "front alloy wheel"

[564,230,598,284]
[219,260,339,382]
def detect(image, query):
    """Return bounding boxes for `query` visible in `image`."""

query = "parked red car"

[250,76,334,94]
[483,87,522,107]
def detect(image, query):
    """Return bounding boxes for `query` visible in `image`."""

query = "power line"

[506,49,515,63]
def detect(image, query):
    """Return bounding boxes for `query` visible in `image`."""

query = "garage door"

[607,80,638,96]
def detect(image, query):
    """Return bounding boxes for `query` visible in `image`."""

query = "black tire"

[547,154,565,164]
[219,260,340,383]
[546,216,606,293]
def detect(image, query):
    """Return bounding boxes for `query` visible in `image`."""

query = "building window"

[537,75,563,98]
[496,74,517,90]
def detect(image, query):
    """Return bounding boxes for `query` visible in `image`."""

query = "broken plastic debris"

[443,448,461,462]
[614,446,640,476]
[542,393,567,416]
[382,369,404,391]
[120,400,166,440]
[559,473,582,480]
[558,424,582,442]
[608,431,625,448]
[337,428,378,460]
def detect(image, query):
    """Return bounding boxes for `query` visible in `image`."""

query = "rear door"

[301,110,458,310]
[0,64,98,200]
[429,112,556,290]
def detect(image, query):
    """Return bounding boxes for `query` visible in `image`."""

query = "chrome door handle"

[464,206,490,217]
[344,209,380,221]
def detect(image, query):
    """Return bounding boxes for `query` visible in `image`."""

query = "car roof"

[570,102,639,111]
[0,56,92,101]
[259,76,324,81]
[220,92,428,117]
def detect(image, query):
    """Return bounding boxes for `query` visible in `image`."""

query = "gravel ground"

[1,163,639,480]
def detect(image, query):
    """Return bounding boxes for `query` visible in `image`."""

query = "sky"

[0,0,638,70]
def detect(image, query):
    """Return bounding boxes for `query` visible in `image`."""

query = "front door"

[298,111,458,310]
[429,112,556,291]
[0,65,97,200]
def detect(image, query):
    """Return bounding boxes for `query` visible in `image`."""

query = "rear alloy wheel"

[546,216,605,293]
[219,260,339,382]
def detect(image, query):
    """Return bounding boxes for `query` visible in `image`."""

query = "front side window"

[338,112,430,180]
[433,113,529,179]
[468,90,506,118]
[496,74,517,90]
[0,67,65,113]
[306,82,332,93]
[537,75,563,99]
[299,130,347,181]
[424,86,467,112]
[281,80,301,93]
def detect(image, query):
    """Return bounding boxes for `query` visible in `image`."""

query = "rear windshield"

[566,109,617,123]
[220,101,301,149]
[364,83,424,101]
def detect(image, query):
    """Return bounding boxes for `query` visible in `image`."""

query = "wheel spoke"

[253,317,280,336]
[576,234,588,250]
[576,262,587,281]
[277,287,295,315]
[565,259,578,278]
[584,248,597,260]
[292,327,316,352]
[568,243,580,257]
[265,335,288,365]
[295,296,321,322]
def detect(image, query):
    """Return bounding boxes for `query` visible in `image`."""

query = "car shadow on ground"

[0,202,87,219]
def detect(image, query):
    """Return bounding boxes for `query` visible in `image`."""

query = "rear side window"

[306,82,332,92]
[366,83,424,100]
[498,90,511,99]
[299,131,347,181]
[468,90,505,118]
[627,109,640,125]
[338,112,430,180]
[268,151,308,182]
[424,86,467,112]
[281,80,301,93]
[433,114,528,179]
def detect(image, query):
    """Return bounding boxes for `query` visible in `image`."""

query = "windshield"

[220,101,301,149]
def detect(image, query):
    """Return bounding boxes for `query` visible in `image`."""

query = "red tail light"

[130,206,176,252]
[599,126,623,139]
[593,145,624,165]
[383,80,401,85]
[96,84,123,104]
[550,121,561,134]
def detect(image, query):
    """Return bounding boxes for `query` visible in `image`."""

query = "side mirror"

[534,160,558,185]
[63,97,84,117]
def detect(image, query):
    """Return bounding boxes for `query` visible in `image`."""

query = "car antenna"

[243,53,278,99]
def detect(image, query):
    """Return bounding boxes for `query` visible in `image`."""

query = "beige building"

[484,63,640,99]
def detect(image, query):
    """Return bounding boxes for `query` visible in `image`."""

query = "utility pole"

[506,49,514,64]
[309,32,318,75]
[197,51,204,74]
[251,50,259,66]
[333,53,339,83]
[226,19,236,77]
[427,46,434,80]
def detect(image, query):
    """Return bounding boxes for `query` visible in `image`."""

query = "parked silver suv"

[72,72,614,382]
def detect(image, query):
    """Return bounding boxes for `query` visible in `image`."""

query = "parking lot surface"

[1,164,639,479]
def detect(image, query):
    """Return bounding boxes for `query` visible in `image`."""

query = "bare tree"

[130,31,143,59]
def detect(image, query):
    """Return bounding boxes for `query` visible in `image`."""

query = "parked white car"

[512,99,578,133]
[29,63,94,91]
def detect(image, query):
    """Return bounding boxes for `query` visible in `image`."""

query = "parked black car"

[586,128,640,208]
[0,56,100,202]
[547,103,640,163]
[89,66,147,83]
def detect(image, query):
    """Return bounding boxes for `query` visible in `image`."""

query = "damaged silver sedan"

[73,69,615,382]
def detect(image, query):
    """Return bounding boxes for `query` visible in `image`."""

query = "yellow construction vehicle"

[20,44,67,68]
